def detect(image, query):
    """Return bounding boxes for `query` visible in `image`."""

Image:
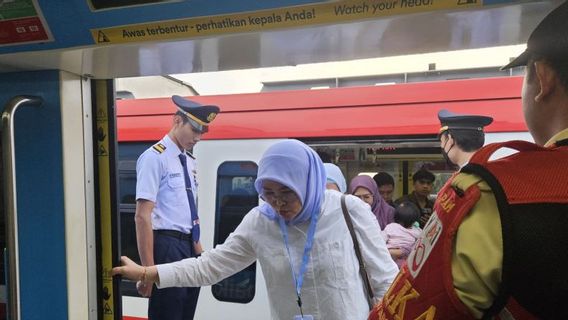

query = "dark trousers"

[149,231,200,320]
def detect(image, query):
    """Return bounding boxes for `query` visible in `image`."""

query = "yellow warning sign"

[104,302,113,315]
[98,30,110,43]
[95,80,116,320]
[91,0,482,44]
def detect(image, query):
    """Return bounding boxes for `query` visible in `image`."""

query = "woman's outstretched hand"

[111,256,144,281]
[112,256,158,297]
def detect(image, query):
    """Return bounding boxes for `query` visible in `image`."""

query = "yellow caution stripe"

[91,0,482,44]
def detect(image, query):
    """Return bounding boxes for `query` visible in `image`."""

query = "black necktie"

[178,153,199,242]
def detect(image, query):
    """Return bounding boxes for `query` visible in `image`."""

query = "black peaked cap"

[438,109,493,134]
[502,1,568,69]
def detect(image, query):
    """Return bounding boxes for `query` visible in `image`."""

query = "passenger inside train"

[373,172,396,208]
[349,175,394,230]
[381,201,421,269]
[394,168,435,228]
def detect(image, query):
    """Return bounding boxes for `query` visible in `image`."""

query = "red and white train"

[115,75,531,319]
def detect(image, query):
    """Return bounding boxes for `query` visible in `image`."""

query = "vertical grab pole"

[2,96,43,320]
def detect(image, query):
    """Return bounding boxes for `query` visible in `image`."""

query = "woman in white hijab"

[113,140,397,320]
[324,162,347,193]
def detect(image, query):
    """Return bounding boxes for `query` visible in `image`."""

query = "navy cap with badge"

[172,95,220,133]
[438,109,493,136]
[501,1,568,70]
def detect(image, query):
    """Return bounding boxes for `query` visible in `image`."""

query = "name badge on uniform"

[293,315,313,320]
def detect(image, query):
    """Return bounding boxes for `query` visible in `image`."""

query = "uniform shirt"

[157,190,399,320]
[451,127,568,318]
[450,173,501,318]
[136,135,197,234]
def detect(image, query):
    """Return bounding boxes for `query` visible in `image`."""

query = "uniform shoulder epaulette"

[186,150,195,159]
[152,143,166,154]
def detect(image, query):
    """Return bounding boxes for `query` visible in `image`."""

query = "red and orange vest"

[369,140,568,320]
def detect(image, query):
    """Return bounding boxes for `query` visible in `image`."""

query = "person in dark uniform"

[135,95,219,320]
[394,169,435,228]
[438,109,493,169]
[369,3,568,319]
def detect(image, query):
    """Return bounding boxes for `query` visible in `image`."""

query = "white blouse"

[157,190,398,320]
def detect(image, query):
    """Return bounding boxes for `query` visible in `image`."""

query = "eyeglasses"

[354,193,373,202]
[260,190,298,204]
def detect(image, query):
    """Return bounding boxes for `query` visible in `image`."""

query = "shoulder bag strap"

[340,194,375,309]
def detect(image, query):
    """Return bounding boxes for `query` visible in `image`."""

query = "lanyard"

[278,212,318,316]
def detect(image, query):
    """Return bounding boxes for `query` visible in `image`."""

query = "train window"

[212,161,258,304]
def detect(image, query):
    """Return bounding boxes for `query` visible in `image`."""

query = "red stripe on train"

[116,76,526,142]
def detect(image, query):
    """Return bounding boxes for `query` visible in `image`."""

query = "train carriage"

[117,76,531,319]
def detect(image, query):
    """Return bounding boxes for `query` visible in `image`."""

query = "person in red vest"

[369,2,568,319]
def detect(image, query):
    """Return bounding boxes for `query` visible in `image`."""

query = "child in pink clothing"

[381,201,422,268]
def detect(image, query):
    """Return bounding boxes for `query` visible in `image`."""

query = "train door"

[0,71,92,319]
[0,72,122,320]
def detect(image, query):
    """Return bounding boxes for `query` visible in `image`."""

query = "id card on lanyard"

[278,213,318,320]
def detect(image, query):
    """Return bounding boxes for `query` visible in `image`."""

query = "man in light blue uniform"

[135,95,220,320]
